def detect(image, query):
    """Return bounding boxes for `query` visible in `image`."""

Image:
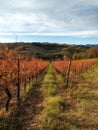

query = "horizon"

[0,35,98,45]
[0,0,98,45]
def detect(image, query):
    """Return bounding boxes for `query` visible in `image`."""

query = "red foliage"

[71,59,97,73]
[0,44,48,93]
[52,58,69,76]
[52,58,97,75]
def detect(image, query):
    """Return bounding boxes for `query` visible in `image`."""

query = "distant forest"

[0,42,98,60]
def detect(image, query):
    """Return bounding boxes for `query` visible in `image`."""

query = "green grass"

[2,63,98,130]
[49,62,98,130]
[80,62,98,81]
[41,64,68,130]
[47,84,58,96]
[60,63,98,130]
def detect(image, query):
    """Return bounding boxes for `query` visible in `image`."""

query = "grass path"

[40,64,63,129]
[3,64,66,130]
[1,63,98,130]
[12,64,68,130]
[43,63,98,130]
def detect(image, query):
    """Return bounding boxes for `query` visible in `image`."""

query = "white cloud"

[0,0,98,38]
[0,30,98,38]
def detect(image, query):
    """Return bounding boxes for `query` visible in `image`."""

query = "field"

[0,44,98,130]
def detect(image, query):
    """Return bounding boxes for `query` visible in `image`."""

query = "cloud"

[0,0,98,38]
[0,30,98,38]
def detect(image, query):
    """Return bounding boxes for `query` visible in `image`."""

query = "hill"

[0,42,98,60]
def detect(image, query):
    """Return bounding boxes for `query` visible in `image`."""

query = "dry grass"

[1,63,98,130]
[53,63,98,130]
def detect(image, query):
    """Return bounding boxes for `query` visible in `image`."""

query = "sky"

[0,0,98,45]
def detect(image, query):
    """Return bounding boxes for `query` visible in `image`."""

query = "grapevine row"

[52,58,97,76]
[0,44,48,111]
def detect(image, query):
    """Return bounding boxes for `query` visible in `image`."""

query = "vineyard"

[0,44,98,130]
[52,59,97,74]
[0,44,48,112]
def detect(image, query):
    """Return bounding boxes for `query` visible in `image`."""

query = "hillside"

[0,42,93,60]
